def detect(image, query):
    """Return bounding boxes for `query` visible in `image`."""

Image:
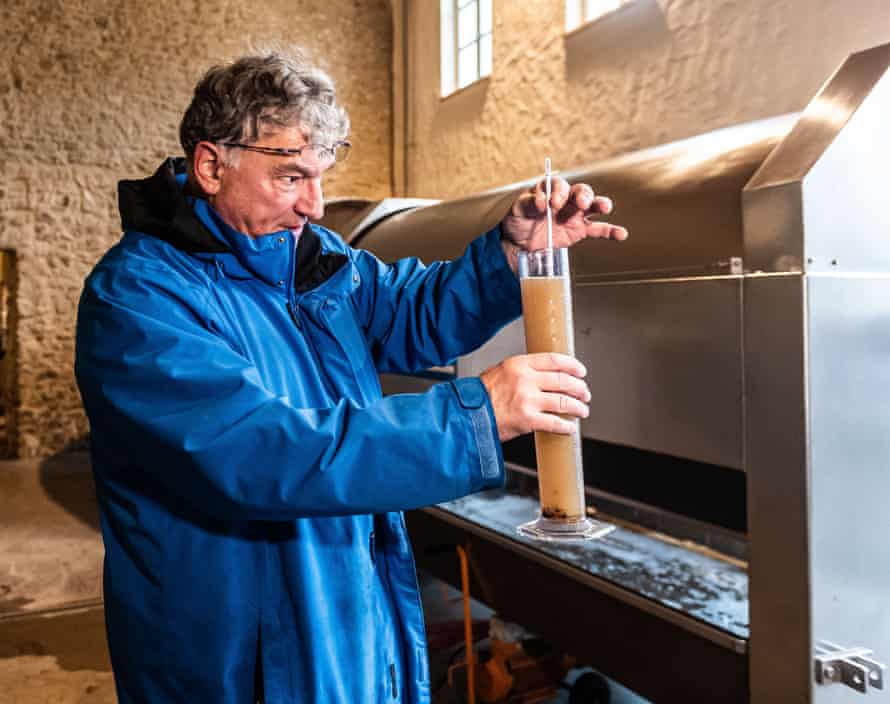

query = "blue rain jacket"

[75,159,521,703]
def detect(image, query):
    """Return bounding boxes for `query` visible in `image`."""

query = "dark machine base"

[408,508,749,704]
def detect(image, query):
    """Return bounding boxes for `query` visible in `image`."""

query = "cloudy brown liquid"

[520,276,585,522]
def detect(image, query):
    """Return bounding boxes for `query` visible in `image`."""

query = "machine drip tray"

[408,468,750,703]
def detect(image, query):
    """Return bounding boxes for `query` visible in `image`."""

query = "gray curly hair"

[179,47,350,163]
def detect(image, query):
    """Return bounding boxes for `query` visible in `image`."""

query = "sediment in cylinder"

[520,274,586,522]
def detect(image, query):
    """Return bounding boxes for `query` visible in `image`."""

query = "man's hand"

[500,176,628,271]
[480,353,590,443]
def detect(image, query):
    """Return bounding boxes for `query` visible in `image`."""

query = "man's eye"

[281,175,303,185]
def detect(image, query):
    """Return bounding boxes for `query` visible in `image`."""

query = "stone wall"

[402,0,890,198]
[0,0,392,457]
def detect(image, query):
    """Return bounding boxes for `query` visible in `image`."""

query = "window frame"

[565,0,629,33]
[441,0,492,97]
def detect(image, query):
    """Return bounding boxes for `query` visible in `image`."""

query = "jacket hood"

[118,158,346,293]
[118,158,228,254]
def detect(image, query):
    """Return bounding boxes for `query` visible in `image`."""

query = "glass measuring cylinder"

[516,248,614,542]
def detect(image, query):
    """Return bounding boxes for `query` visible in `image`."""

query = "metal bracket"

[815,640,885,693]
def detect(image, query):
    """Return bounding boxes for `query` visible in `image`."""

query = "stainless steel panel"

[459,278,745,469]
[807,275,890,704]
[742,181,804,273]
[574,277,743,469]
[564,117,789,280]
[741,42,890,704]
[801,69,890,275]
[455,319,525,378]
[744,43,890,273]
[744,274,812,703]
[747,44,890,191]
[360,116,795,276]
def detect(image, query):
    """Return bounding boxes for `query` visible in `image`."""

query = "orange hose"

[456,544,475,704]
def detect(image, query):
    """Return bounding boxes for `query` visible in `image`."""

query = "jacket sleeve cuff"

[450,376,506,492]
[477,226,522,318]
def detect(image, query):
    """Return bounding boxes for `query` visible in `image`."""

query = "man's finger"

[534,410,576,435]
[510,191,538,218]
[534,180,547,212]
[539,392,589,419]
[571,183,596,210]
[555,185,604,223]
[584,221,628,241]
[526,352,587,378]
[531,176,572,212]
[551,177,571,211]
[585,194,613,216]
[536,370,591,402]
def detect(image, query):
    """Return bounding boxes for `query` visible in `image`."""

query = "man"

[75,48,627,704]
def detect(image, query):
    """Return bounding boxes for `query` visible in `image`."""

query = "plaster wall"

[0,0,392,457]
[403,0,890,199]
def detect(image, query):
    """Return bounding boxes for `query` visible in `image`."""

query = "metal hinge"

[814,641,885,694]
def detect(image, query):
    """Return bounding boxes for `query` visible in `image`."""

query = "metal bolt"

[831,259,839,266]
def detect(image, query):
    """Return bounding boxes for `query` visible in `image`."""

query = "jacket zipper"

[390,662,397,699]
[286,301,301,329]
[286,238,338,399]
[286,237,300,328]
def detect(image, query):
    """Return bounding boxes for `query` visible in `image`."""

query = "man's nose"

[296,178,324,221]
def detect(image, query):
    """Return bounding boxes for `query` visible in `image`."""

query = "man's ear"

[192,142,225,196]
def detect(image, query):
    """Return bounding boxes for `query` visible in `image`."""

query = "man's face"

[211,125,330,238]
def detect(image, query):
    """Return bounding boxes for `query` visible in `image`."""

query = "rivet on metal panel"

[831,259,839,266]
[729,257,743,274]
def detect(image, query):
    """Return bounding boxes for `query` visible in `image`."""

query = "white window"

[566,0,629,32]
[441,0,492,96]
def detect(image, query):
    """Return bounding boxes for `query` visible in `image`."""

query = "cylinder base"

[516,515,615,542]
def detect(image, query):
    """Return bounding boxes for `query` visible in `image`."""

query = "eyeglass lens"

[305,143,350,166]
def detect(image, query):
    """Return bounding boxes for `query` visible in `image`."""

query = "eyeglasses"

[220,140,351,167]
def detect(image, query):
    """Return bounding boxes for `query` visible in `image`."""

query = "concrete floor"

[0,606,116,704]
[0,452,103,618]
[0,451,114,703]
